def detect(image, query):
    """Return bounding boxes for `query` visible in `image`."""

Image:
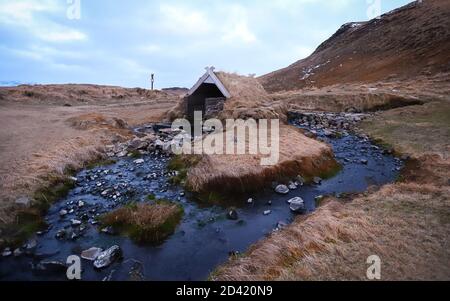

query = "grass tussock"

[100,201,184,244]
[186,124,339,195]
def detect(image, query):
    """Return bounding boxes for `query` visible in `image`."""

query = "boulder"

[81,247,103,261]
[288,181,297,190]
[275,184,289,195]
[93,245,123,269]
[2,248,12,257]
[287,197,306,213]
[313,177,322,185]
[226,209,238,220]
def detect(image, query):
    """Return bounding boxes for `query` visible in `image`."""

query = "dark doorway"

[187,83,225,120]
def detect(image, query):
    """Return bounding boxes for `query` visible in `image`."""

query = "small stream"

[0,117,403,281]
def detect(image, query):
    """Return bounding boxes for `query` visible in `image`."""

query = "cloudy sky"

[0,0,411,88]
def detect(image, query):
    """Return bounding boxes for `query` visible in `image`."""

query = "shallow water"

[0,121,403,281]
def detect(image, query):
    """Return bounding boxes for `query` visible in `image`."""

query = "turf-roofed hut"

[175,67,281,121]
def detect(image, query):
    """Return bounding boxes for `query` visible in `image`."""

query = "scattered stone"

[287,197,306,213]
[275,184,289,195]
[78,200,85,208]
[296,175,305,186]
[276,221,288,229]
[101,226,116,235]
[314,195,325,204]
[360,159,368,165]
[313,177,322,185]
[13,248,23,257]
[93,245,123,269]
[267,200,272,206]
[32,260,67,275]
[71,219,82,227]
[247,198,254,204]
[288,181,297,190]
[68,176,78,182]
[55,229,66,239]
[25,239,37,251]
[2,248,12,257]
[81,247,103,261]
[226,209,239,220]
[134,159,145,165]
[263,210,272,216]
[117,151,128,158]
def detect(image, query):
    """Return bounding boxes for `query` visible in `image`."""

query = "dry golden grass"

[100,201,184,244]
[213,179,450,281]
[187,124,338,194]
[268,75,450,113]
[0,87,178,227]
[212,98,450,281]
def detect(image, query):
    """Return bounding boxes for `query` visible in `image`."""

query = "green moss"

[85,158,116,170]
[167,155,201,186]
[1,209,47,248]
[129,150,142,159]
[147,194,156,201]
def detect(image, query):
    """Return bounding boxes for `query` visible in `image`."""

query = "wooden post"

[151,73,154,90]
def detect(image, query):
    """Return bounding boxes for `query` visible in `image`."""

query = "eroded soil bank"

[0,115,402,281]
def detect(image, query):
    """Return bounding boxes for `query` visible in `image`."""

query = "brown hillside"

[260,0,450,93]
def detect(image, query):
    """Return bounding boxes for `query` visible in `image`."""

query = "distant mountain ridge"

[260,0,450,93]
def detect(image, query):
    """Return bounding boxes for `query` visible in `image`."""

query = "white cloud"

[0,0,86,43]
[159,4,211,36]
[37,30,86,42]
[221,5,257,44]
[137,44,162,54]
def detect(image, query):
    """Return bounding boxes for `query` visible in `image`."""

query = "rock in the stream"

[226,209,239,220]
[59,209,68,217]
[32,260,67,275]
[275,184,289,195]
[288,181,297,190]
[13,248,23,257]
[117,151,128,158]
[134,158,145,165]
[360,159,368,165]
[93,245,123,269]
[101,226,116,235]
[313,177,322,185]
[287,197,306,213]
[25,239,37,252]
[71,219,82,227]
[81,247,103,261]
[263,210,272,216]
[296,175,305,186]
[247,198,254,204]
[2,248,12,257]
